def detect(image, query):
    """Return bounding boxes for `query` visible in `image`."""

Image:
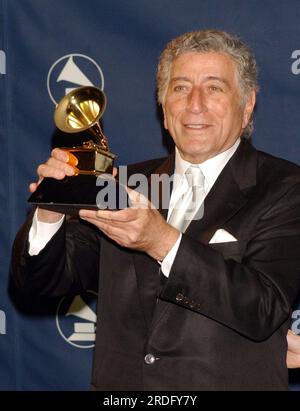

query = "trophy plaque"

[28,86,128,214]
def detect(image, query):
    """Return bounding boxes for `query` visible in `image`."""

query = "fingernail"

[65,166,73,176]
[66,151,78,166]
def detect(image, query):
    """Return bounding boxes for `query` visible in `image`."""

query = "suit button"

[176,293,184,302]
[144,354,156,365]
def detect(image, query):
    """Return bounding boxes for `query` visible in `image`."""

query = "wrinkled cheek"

[167,113,182,135]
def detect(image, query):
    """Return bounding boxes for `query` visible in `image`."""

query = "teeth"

[185,124,207,129]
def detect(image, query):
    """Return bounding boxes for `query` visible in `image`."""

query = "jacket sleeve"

[160,182,300,341]
[10,212,101,298]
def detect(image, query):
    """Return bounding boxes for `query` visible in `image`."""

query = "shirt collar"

[174,138,241,192]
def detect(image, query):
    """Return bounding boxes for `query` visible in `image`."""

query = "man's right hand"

[29,148,78,223]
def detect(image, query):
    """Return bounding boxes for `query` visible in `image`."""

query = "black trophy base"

[28,174,130,215]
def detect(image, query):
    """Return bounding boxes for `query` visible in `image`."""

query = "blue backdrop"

[1,0,300,390]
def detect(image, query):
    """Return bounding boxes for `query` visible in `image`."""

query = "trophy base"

[28,174,130,215]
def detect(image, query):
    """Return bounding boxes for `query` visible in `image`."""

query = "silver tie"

[168,166,205,232]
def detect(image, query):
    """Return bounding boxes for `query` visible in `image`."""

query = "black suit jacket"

[11,139,300,390]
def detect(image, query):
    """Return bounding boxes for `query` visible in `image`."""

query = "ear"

[162,104,168,130]
[242,90,256,129]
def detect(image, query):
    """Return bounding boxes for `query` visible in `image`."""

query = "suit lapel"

[185,139,258,244]
[185,165,248,244]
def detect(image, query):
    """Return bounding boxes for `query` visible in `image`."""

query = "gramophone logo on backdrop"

[56,291,97,348]
[47,54,104,104]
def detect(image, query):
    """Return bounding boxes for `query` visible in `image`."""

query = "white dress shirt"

[161,138,241,276]
[29,211,65,255]
[29,139,241,278]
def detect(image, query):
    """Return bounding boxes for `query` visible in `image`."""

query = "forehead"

[170,51,239,84]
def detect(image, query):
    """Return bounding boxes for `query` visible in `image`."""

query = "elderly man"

[12,30,300,390]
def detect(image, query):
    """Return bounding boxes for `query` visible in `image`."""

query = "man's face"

[162,52,256,163]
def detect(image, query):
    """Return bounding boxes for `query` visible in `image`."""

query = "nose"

[187,87,207,114]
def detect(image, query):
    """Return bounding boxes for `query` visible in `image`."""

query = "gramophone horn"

[54,86,108,150]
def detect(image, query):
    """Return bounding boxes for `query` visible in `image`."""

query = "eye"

[173,85,188,92]
[208,85,223,93]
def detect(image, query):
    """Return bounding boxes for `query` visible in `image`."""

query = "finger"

[97,208,125,220]
[29,175,43,192]
[37,164,68,180]
[126,185,137,199]
[46,157,77,176]
[51,148,70,162]
[97,207,139,223]
[80,208,133,224]
[79,209,98,219]
[112,167,118,178]
[126,186,149,208]
[80,209,118,220]
[80,209,126,222]
[52,148,78,167]
[29,182,37,193]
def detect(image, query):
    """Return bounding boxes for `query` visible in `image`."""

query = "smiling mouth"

[184,123,211,130]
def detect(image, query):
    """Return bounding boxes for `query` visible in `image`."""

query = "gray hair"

[156,30,259,138]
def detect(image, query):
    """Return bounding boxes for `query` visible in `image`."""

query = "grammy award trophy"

[28,86,126,214]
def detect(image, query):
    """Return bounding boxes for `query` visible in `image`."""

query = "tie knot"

[185,165,205,188]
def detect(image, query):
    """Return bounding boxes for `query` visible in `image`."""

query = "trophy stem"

[90,123,110,151]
